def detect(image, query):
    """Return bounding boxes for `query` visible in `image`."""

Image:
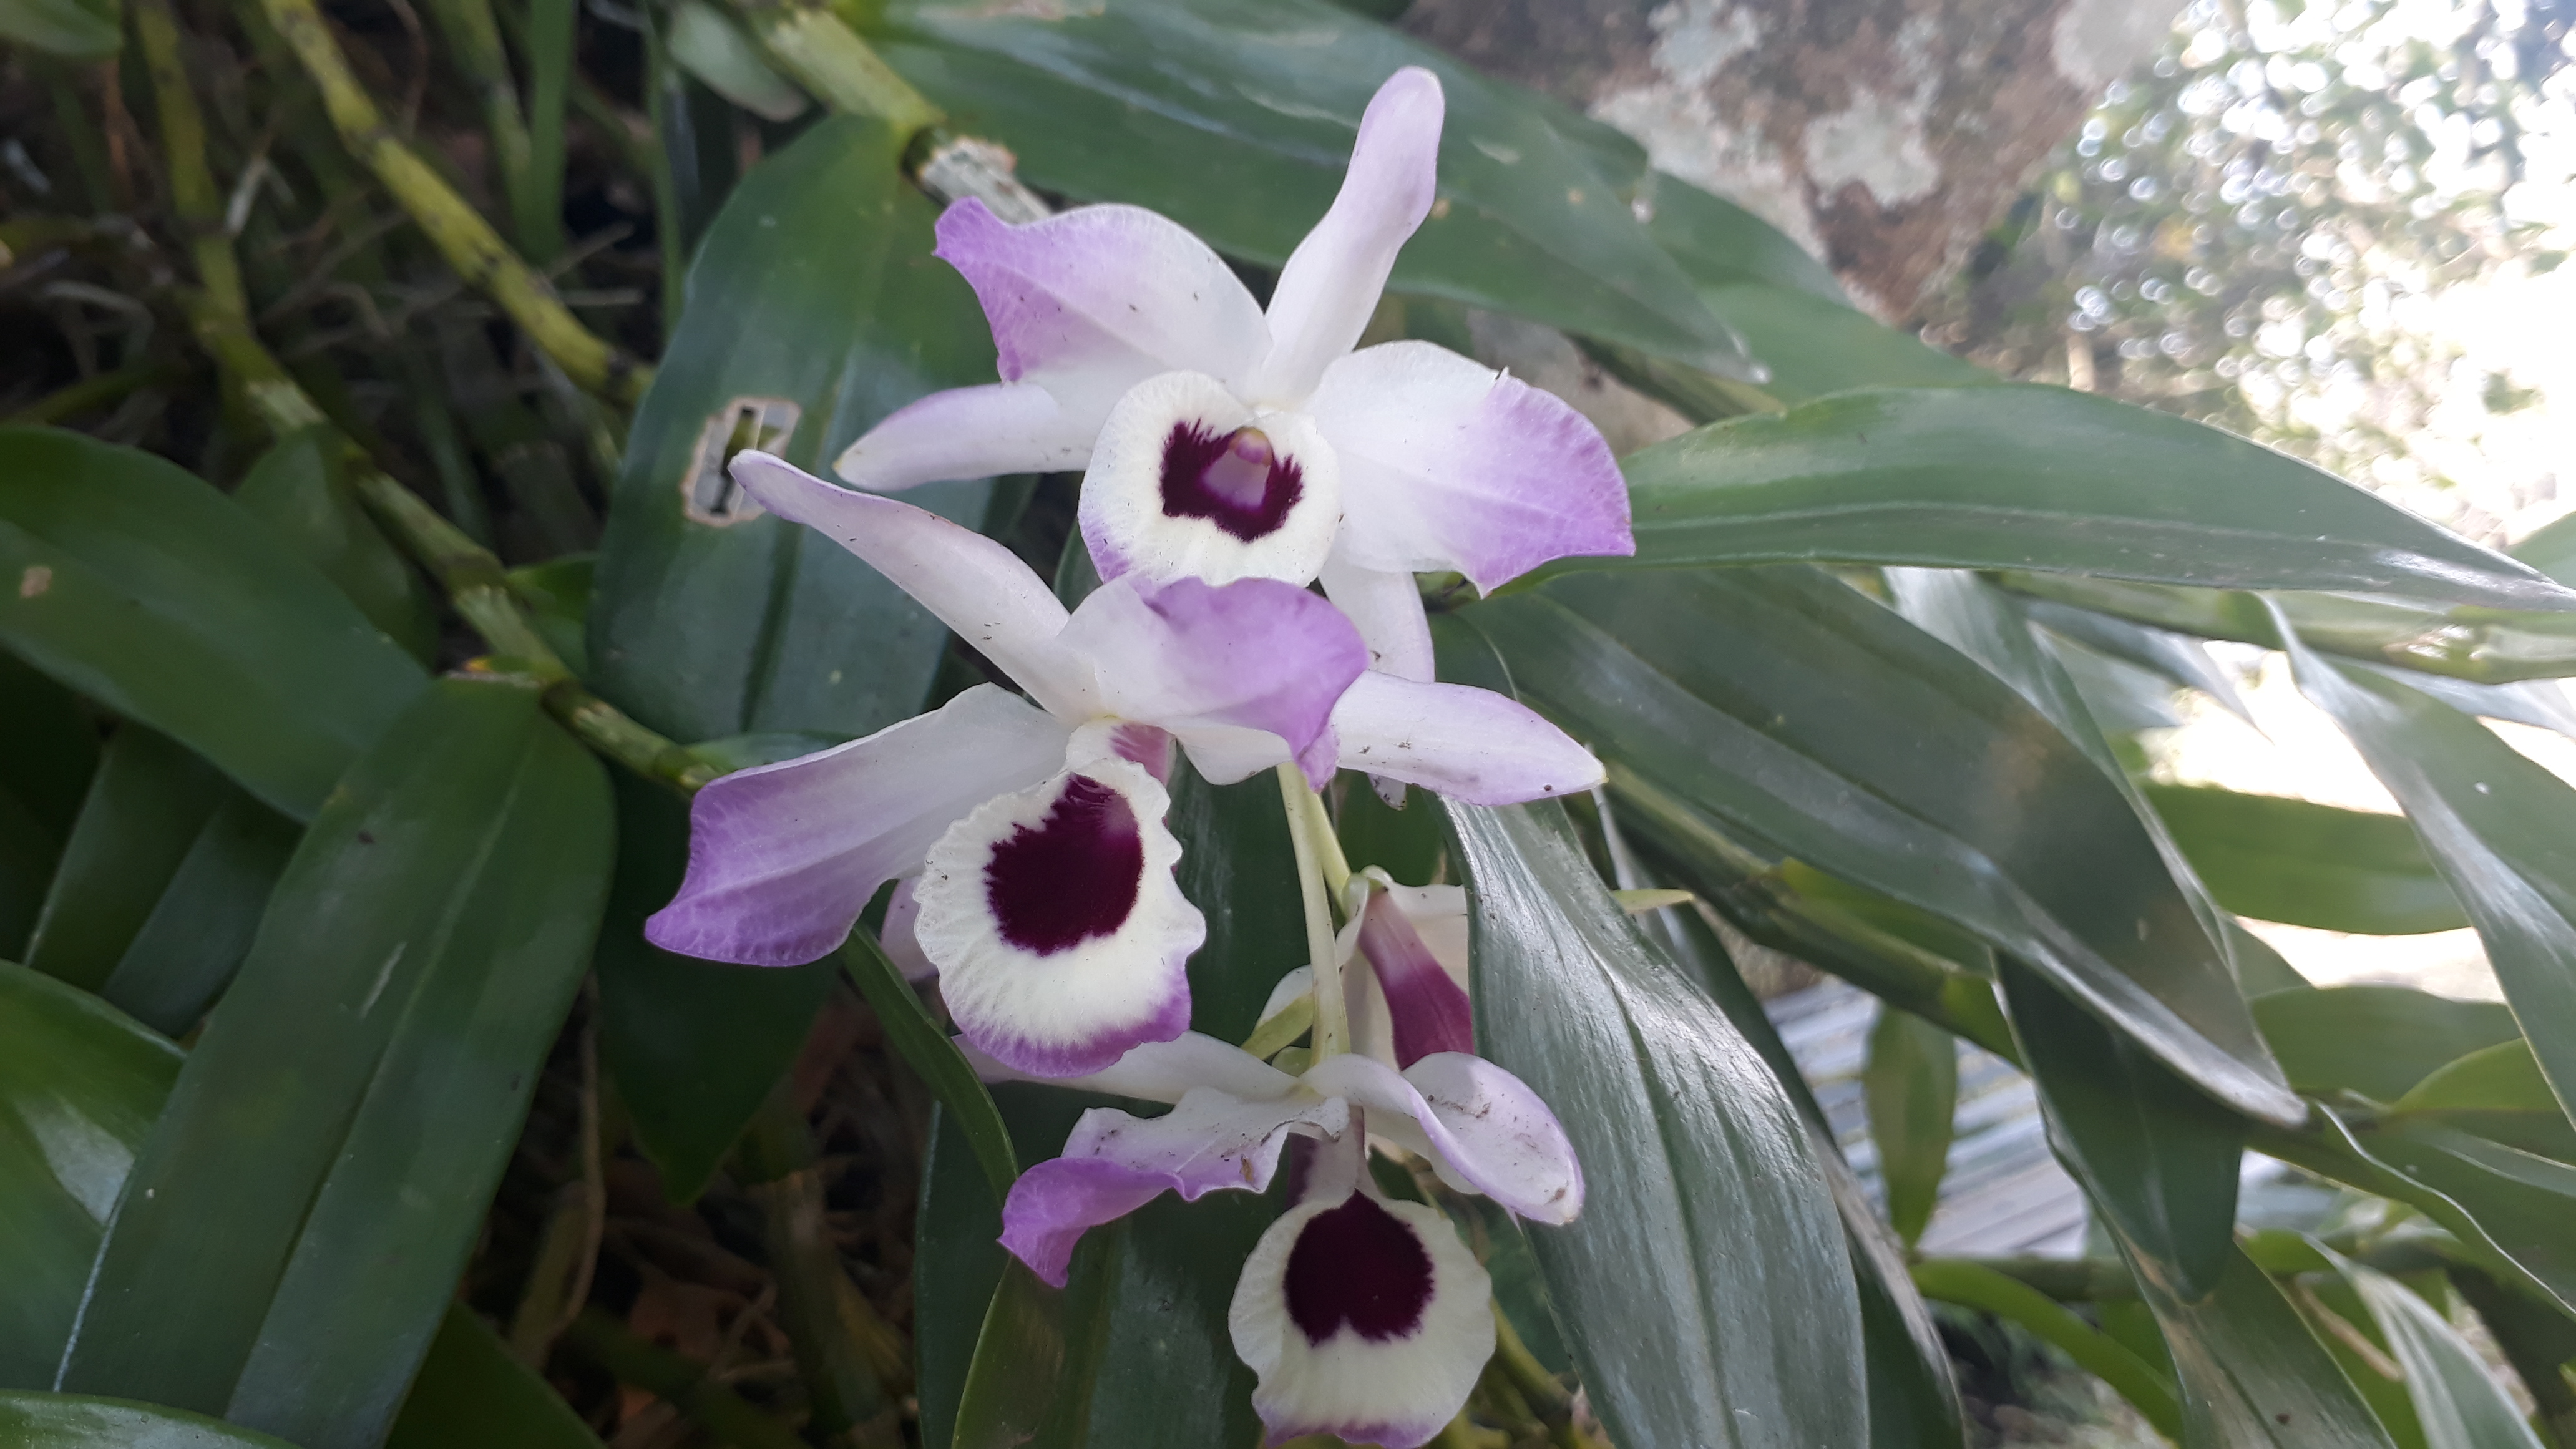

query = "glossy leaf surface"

[0,427,427,819]
[2283,638,2576,1129]
[591,116,997,743]
[1453,568,2300,1125]
[2332,1253,2547,1449]
[2251,986,2519,1104]
[24,726,228,993]
[0,963,179,1390]
[2135,1248,2401,1448]
[1567,389,2576,611]
[1450,799,1867,1448]
[0,1393,298,1448]
[2145,784,2466,936]
[95,793,300,1037]
[877,0,1750,372]
[58,680,612,1449]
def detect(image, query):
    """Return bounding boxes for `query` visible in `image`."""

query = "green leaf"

[2281,631,2576,1135]
[1642,171,1848,302]
[1865,1007,1957,1247]
[1564,389,2576,612]
[94,792,300,1037]
[0,1393,298,1448]
[2001,572,2576,686]
[842,929,1016,1199]
[2328,1251,2548,1449]
[2134,1247,2402,1448]
[596,771,837,1201]
[2025,599,2256,725]
[231,428,438,663]
[0,962,180,1390]
[0,0,118,57]
[58,679,612,1449]
[1907,1259,2179,1437]
[1447,798,1868,1448]
[0,427,429,819]
[2252,986,2519,1105]
[1999,959,2244,1300]
[507,555,593,676]
[386,1305,607,1449]
[591,116,998,743]
[2147,785,2467,936]
[874,0,1750,373]
[2394,1041,2559,1116]
[2512,510,2576,587]
[1828,1157,1969,1449]
[1168,761,1307,1045]
[1451,567,2301,1125]
[24,726,230,992]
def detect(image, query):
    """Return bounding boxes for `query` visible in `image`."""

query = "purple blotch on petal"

[986,775,1144,955]
[1359,892,1475,1067]
[1284,1194,1435,1345]
[1159,422,1305,542]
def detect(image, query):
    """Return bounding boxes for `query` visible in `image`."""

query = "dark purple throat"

[1159,422,1303,542]
[1282,1193,1434,1345]
[984,776,1144,955]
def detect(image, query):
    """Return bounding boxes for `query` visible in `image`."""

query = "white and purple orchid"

[646,452,1601,1076]
[828,66,1632,681]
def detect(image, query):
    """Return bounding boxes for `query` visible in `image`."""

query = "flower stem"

[729,0,939,134]
[1277,764,1349,1058]
[1301,784,1353,910]
[247,0,654,405]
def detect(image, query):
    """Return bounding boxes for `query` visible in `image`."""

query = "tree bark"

[1404,0,2187,320]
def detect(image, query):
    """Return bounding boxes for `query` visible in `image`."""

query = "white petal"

[961,1030,1301,1106]
[646,685,1068,965]
[1384,882,1470,981]
[1076,372,1342,588]
[832,382,1098,491]
[1319,554,1435,683]
[933,198,1272,423]
[1302,1053,1583,1224]
[880,877,937,980]
[917,758,1202,1076]
[731,451,1100,716]
[1229,1179,1493,1449]
[1305,341,1632,592]
[1247,68,1447,407]
[1331,672,1606,805]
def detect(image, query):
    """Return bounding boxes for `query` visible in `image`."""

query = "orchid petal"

[1304,1053,1583,1224]
[1319,554,1435,683]
[999,1086,1347,1285]
[881,877,936,981]
[1076,371,1342,588]
[1229,1176,1493,1449]
[1357,887,1473,1066]
[1305,341,1632,591]
[919,758,1201,1076]
[1248,68,1447,407]
[1061,574,1367,781]
[934,198,1271,422]
[832,381,1096,492]
[732,452,1098,716]
[1384,881,1470,980]
[645,685,1068,966]
[1330,672,1605,805]
[962,1030,1298,1106]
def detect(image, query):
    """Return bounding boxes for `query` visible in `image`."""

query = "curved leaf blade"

[0,1393,298,1449]
[2147,786,2466,937]
[2252,986,2518,1105]
[0,427,429,819]
[1453,568,2301,1125]
[1449,798,1867,1449]
[58,680,612,1449]
[0,963,179,1390]
[2331,1254,2548,1449]
[877,0,1749,372]
[1571,388,2576,612]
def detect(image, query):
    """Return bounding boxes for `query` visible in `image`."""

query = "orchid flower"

[827,66,1632,683]
[1260,874,1475,1070]
[648,452,1601,1074]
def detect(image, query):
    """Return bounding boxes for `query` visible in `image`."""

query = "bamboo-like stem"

[419,0,539,251]
[250,0,654,405]
[133,0,248,319]
[728,0,939,133]
[1488,1306,1606,1449]
[1302,786,1352,910]
[1278,764,1349,1058]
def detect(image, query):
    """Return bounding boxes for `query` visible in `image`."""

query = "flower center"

[1282,1193,1434,1345]
[983,775,1144,955]
[1158,422,1304,542]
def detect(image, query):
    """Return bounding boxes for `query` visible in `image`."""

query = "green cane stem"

[1278,764,1349,1058]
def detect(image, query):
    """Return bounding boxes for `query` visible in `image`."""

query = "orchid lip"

[1283,1191,1436,1345]
[985,773,1143,955]
[1161,421,1305,542]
